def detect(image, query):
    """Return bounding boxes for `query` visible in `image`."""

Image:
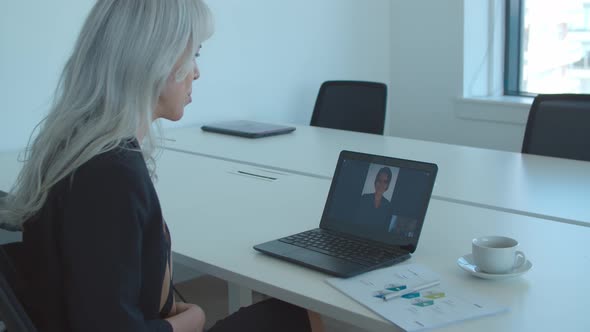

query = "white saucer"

[457,253,532,280]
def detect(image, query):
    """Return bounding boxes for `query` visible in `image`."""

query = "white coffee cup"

[472,236,526,274]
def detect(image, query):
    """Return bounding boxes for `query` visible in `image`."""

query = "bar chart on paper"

[326,263,507,331]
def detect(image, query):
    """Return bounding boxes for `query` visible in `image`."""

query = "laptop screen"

[319,151,438,252]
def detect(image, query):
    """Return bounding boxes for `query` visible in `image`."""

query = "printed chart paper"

[326,263,507,331]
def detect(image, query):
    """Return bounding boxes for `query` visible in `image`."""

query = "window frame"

[504,0,528,96]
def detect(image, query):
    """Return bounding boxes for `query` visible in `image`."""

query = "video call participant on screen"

[356,167,394,233]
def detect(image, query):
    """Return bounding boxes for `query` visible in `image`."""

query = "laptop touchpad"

[289,248,361,274]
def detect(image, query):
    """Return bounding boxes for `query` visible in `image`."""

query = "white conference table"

[160,125,590,227]
[154,149,590,332]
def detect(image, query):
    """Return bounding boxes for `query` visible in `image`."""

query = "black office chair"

[0,242,37,332]
[522,94,590,162]
[310,80,388,135]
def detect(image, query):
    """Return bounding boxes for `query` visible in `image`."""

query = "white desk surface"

[154,149,590,332]
[161,125,590,227]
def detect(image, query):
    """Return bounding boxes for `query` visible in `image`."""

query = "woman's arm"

[165,302,206,332]
[60,153,174,331]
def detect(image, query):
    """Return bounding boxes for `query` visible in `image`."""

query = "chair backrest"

[0,243,37,332]
[522,94,590,162]
[310,80,387,135]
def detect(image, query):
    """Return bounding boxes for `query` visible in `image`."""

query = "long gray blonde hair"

[0,0,214,228]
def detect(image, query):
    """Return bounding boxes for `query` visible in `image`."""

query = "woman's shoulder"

[81,139,146,175]
[51,139,159,226]
[64,139,151,195]
[88,138,143,165]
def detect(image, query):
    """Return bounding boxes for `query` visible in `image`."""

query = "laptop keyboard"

[279,229,408,266]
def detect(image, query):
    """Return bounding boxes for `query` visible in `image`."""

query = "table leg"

[227,282,253,314]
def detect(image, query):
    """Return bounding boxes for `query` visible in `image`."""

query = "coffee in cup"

[472,236,526,274]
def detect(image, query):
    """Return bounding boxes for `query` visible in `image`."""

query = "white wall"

[1,0,530,154]
[388,0,527,152]
[0,0,392,151]
[0,0,96,151]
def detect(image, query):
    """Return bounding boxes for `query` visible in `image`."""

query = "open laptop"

[201,120,296,138]
[254,150,438,278]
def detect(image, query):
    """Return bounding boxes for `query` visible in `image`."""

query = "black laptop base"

[254,229,411,278]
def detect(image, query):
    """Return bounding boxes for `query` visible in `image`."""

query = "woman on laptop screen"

[0,1,322,331]
[363,167,393,208]
[356,166,397,234]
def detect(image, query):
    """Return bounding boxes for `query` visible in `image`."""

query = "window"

[505,0,590,96]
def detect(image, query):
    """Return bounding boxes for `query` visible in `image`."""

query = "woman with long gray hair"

[0,1,323,331]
